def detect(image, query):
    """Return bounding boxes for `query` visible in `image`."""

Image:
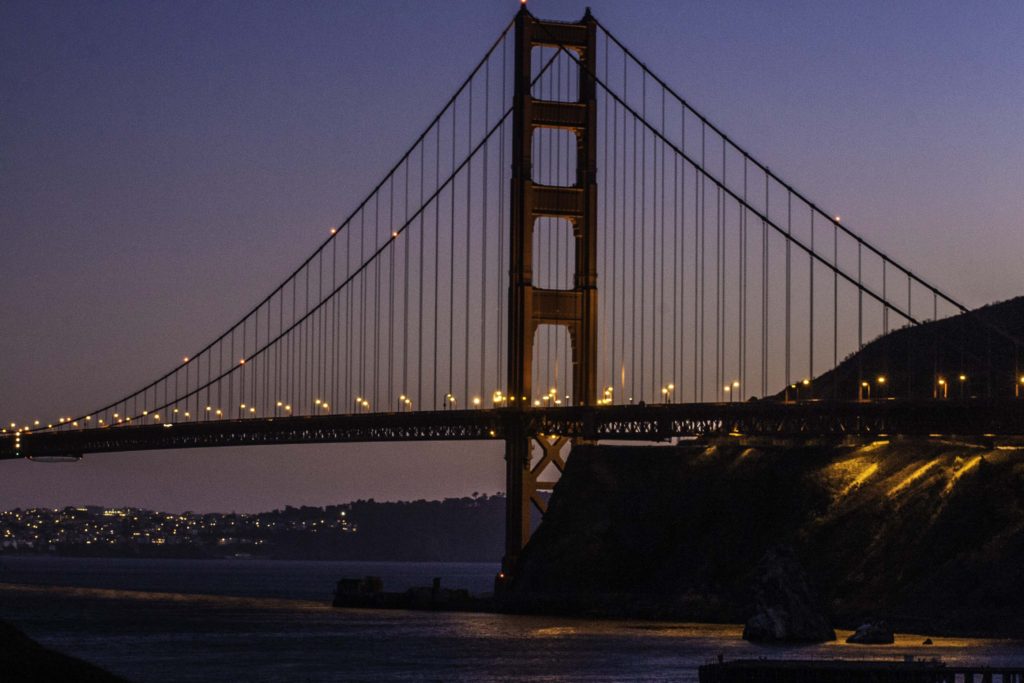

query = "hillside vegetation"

[509,439,1024,636]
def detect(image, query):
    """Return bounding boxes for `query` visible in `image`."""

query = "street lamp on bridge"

[859,381,871,401]
[936,378,948,400]
[793,378,809,402]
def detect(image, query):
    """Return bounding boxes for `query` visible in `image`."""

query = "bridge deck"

[4,400,1024,460]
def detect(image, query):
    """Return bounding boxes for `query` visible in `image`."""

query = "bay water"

[1,556,1022,681]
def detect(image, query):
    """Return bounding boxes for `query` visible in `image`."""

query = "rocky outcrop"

[0,619,125,682]
[847,621,895,644]
[742,547,835,642]
[506,439,1024,637]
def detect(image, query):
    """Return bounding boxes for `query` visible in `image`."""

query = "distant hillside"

[274,496,505,562]
[1,496,506,562]
[508,441,1024,637]
[790,295,1024,401]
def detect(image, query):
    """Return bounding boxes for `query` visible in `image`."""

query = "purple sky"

[2,0,1022,512]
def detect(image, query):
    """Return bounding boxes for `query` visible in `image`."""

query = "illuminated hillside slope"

[508,439,1024,636]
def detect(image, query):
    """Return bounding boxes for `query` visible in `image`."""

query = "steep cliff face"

[507,439,1024,636]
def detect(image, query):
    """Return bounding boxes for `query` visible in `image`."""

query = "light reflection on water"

[0,557,1022,682]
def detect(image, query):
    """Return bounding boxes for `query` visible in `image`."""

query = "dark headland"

[502,297,1024,638]
[0,619,126,682]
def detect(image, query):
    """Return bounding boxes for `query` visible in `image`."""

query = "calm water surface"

[1,556,1022,682]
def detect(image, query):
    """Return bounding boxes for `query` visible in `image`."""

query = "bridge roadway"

[4,400,1024,461]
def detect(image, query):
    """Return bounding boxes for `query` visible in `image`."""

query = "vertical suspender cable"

[785,194,791,389]
[434,124,441,407]
[658,88,666,391]
[857,241,863,388]
[907,277,912,398]
[359,211,366,405]
[389,177,395,407]
[417,140,425,407]
[808,208,814,387]
[762,173,768,398]
[716,135,724,401]
[403,159,410,401]
[626,83,634,401]
[833,222,838,399]
[611,65,619,400]
[672,108,678,390]
[465,79,473,405]
[719,141,726,397]
[700,122,706,401]
[680,104,686,397]
[599,35,607,396]
[740,158,747,396]
[449,106,456,400]
[373,193,381,410]
[481,58,489,403]
[692,129,699,402]
[640,71,646,402]
[319,248,325,404]
[497,37,506,396]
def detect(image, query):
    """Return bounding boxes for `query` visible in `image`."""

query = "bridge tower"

[504,9,598,574]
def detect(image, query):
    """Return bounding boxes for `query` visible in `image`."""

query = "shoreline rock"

[0,619,125,682]
[742,546,836,643]
[847,620,896,644]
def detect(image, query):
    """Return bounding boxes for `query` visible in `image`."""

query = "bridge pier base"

[502,434,532,575]
[501,429,572,578]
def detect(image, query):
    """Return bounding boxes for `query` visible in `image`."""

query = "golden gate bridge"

[3,8,1023,574]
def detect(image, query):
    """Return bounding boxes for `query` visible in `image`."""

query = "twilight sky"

[1,0,1022,512]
